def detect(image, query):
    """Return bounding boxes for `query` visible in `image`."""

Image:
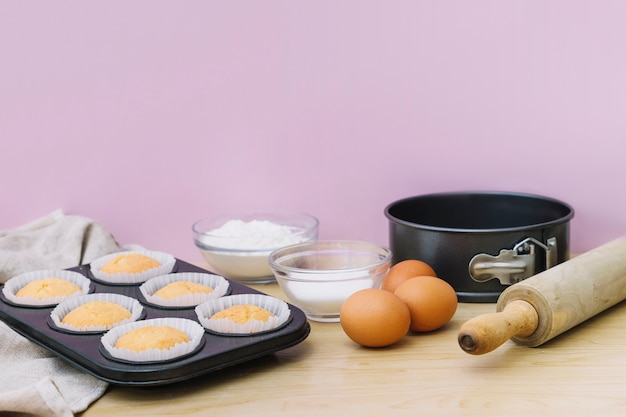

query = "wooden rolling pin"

[458,236,626,355]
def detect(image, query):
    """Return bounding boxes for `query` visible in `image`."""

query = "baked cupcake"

[50,293,144,333]
[100,317,205,363]
[90,250,176,284]
[195,294,291,335]
[2,270,91,307]
[139,272,230,308]
[116,325,190,351]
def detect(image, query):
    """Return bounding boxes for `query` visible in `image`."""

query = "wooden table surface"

[81,268,626,417]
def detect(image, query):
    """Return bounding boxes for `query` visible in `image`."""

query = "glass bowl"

[193,210,319,284]
[268,240,392,322]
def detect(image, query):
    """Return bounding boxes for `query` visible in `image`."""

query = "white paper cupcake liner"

[89,250,176,284]
[101,317,205,363]
[195,294,291,335]
[139,272,230,308]
[2,270,91,307]
[50,293,144,333]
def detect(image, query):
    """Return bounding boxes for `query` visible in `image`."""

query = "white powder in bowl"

[194,213,318,283]
[202,220,306,250]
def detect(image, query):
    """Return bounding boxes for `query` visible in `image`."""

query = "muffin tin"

[0,258,310,386]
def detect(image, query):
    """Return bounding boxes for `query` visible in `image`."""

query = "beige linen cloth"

[0,209,125,416]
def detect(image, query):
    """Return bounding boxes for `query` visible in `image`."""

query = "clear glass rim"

[192,210,319,240]
[268,239,392,280]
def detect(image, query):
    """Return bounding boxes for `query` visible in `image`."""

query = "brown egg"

[394,276,457,332]
[339,288,411,347]
[381,259,437,293]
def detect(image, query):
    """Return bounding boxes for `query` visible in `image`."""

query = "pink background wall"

[2,1,625,261]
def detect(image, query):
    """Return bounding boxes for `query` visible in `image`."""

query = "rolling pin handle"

[457,300,539,355]
[458,334,478,352]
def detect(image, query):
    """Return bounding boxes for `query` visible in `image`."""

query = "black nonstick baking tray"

[0,259,310,386]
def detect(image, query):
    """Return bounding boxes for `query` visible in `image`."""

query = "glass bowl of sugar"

[268,240,392,322]
[192,210,319,284]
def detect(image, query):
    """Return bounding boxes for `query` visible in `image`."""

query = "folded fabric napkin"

[0,210,124,416]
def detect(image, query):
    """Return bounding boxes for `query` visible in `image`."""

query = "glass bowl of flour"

[192,210,319,284]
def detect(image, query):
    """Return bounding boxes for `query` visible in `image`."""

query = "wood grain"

[81,260,626,417]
